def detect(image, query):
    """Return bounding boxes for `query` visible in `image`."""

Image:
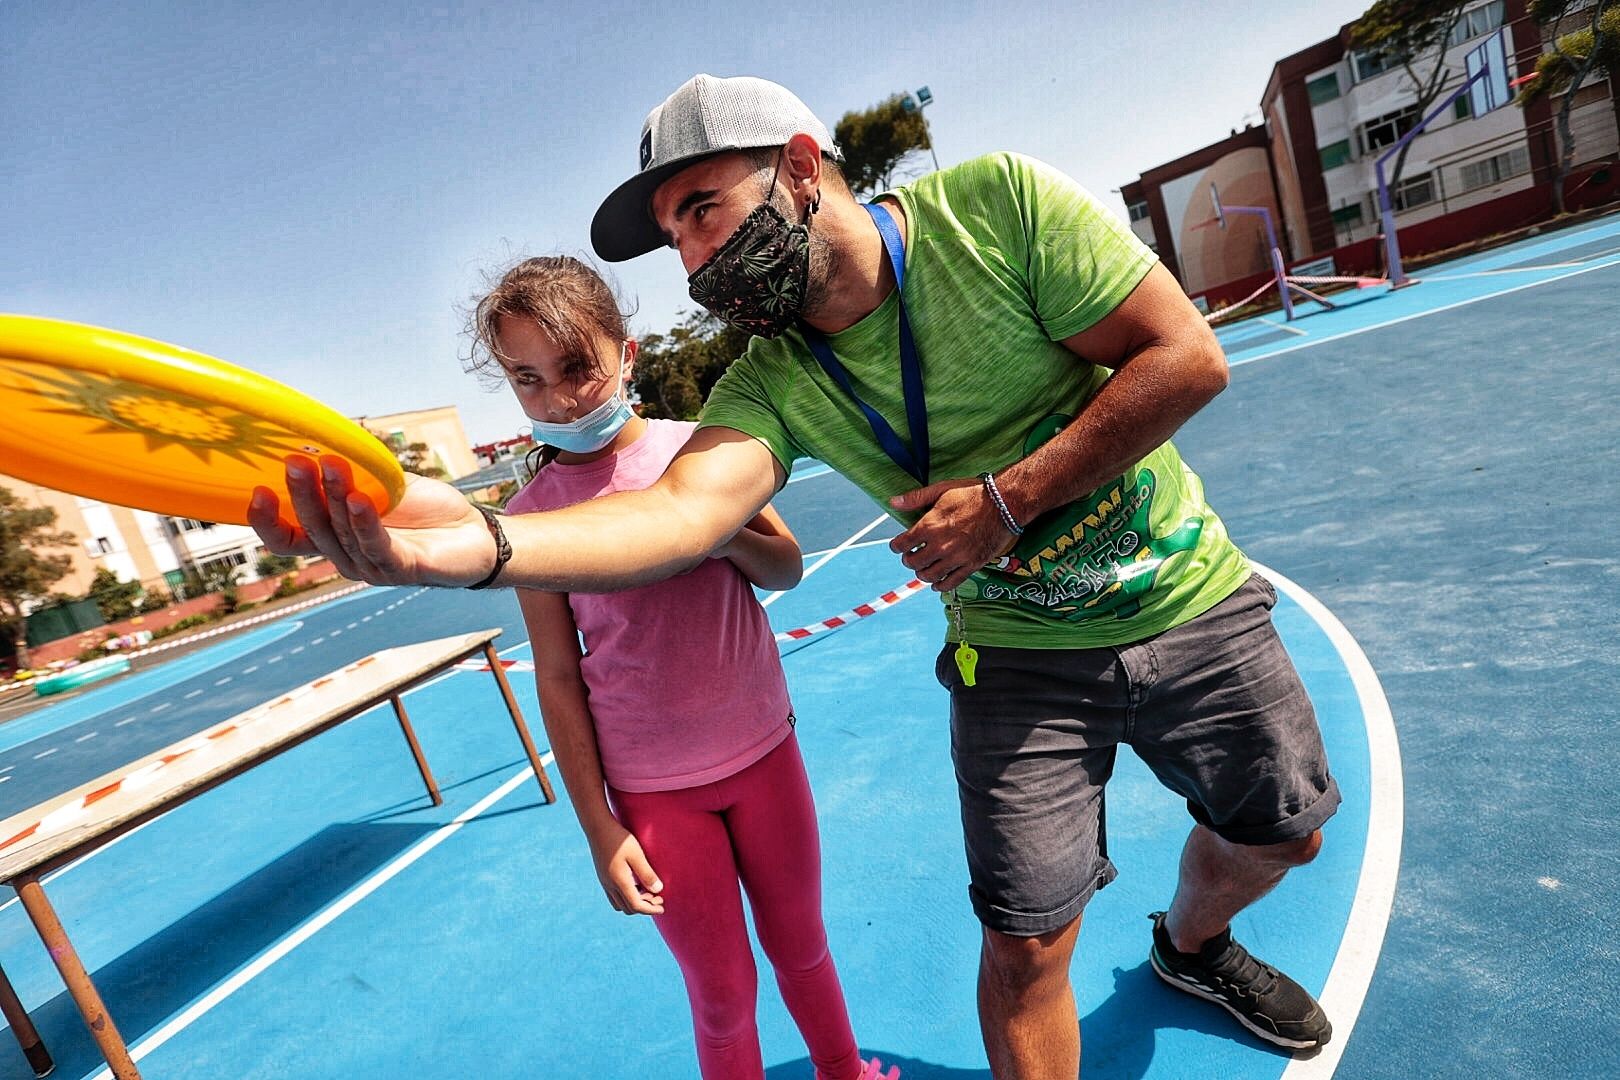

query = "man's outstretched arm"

[248,425,785,592]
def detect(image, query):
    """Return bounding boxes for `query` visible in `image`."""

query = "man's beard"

[766,186,840,322]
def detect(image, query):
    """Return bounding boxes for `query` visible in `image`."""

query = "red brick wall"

[25,563,343,667]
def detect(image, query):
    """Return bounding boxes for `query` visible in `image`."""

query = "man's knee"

[1260,828,1323,868]
[980,920,1080,1003]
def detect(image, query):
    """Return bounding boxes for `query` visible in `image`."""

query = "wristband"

[978,472,1023,537]
[465,505,512,590]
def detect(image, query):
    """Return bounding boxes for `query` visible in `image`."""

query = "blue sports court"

[1,210,1617,1079]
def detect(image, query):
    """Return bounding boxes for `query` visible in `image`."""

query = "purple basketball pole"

[1377,29,1508,288]
[1211,183,1296,320]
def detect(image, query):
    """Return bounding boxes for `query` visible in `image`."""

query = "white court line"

[1258,315,1309,336]
[1232,254,1620,368]
[798,536,895,561]
[785,462,834,484]
[92,755,553,1079]
[1256,562,1403,1080]
[0,817,168,916]
[114,717,138,727]
[760,512,890,609]
[32,748,57,760]
[1424,243,1620,279]
[75,732,98,743]
[185,689,204,700]
[214,677,232,687]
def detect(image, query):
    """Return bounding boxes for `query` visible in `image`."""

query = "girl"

[470,256,896,1080]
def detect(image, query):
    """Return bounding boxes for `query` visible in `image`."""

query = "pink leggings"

[608,732,863,1080]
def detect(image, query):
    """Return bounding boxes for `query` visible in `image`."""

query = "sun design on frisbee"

[15,365,322,465]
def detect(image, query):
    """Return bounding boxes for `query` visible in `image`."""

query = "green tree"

[1351,1,1473,191]
[0,484,77,669]
[833,93,933,196]
[199,562,245,615]
[368,430,449,479]
[255,551,299,578]
[85,566,144,622]
[632,310,752,421]
[1519,0,1619,213]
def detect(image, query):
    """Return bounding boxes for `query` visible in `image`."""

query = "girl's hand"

[586,819,665,916]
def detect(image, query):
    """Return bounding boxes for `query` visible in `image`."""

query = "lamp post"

[901,86,941,172]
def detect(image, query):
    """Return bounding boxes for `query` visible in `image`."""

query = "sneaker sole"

[1149,950,1327,1051]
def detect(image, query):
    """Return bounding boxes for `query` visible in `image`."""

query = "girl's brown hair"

[464,255,633,477]
[467,255,630,385]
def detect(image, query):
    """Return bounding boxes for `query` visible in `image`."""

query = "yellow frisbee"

[0,314,405,525]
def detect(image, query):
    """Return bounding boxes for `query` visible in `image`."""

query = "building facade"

[1123,0,1619,305]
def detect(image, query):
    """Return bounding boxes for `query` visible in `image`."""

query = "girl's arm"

[713,501,803,591]
[517,588,664,916]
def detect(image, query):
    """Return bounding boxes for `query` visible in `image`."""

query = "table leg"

[0,958,54,1077]
[12,874,139,1079]
[482,643,555,803]
[389,695,443,806]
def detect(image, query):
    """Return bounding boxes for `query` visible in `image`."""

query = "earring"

[809,190,822,215]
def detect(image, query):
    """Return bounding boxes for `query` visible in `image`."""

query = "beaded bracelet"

[978,472,1023,536]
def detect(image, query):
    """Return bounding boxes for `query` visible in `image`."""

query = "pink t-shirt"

[505,419,792,792]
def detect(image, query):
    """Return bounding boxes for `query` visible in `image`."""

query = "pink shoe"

[858,1058,899,1080]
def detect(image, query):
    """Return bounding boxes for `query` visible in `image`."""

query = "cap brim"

[590,151,728,263]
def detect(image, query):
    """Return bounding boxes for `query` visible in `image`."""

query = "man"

[252,74,1339,1078]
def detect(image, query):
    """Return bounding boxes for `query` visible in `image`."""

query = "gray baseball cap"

[590,73,842,263]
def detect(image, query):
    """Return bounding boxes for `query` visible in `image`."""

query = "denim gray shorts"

[935,573,1340,937]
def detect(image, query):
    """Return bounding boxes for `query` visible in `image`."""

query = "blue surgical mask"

[529,343,634,454]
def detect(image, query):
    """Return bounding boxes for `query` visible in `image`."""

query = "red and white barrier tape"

[0,655,380,854]
[1204,278,1277,322]
[453,658,535,674]
[1285,274,1386,287]
[774,578,928,644]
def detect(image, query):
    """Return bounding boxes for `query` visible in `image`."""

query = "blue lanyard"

[802,202,930,485]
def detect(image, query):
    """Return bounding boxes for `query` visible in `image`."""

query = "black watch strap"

[465,505,512,590]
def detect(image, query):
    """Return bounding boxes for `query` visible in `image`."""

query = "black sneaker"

[1148,911,1332,1050]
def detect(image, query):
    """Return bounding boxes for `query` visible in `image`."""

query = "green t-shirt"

[699,151,1250,648]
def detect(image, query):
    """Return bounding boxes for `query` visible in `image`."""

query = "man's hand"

[248,455,497,587]
[888,477,1017,591]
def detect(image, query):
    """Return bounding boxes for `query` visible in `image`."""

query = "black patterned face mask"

[686,199,811,339]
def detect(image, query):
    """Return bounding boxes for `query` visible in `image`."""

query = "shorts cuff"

[970,859,1118,937]
[1196,775,1343,846]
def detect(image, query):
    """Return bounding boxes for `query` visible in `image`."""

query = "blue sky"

[3,1,1373,445]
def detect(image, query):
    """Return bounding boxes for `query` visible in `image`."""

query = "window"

[1459,146,1531,191]
[199,551,250,577]
[1448,1,1506,47]
[95,537,114,554]
[1307,72,1341,105]
[1454,94,1473,121]
[1319,139,1354,170]
[1392,172,1437,211]
[1571,82,1612,110]
[1331,204,1365,228]
[1351,50,1394,83]
[1360,106,1421,154]
[1127,201,1150,222]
